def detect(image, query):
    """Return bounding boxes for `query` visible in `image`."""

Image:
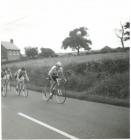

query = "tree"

[25,47,38,58]
[124,22,130,41]
[62,27,92,55]
[101,46,113,53]
[115,22,130,48]
[39,48,56,57]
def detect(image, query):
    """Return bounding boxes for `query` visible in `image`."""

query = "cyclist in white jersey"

[15,67,29,90]
[48,62,66,96]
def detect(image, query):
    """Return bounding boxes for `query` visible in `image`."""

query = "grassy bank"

[4,52,130,107]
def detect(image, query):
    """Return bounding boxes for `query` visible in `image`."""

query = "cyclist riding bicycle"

[15,67,29,90]
[48,61,66,97]
[1,68,7,79]
[1,67,12,89]
[1,67,12,80]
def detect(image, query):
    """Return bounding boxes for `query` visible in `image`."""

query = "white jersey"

[48,65,63,76]
[15,69,29,81]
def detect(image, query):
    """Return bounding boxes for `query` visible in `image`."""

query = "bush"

[39,48,56,57]
[66,72,98,91]
[100,46,113,53]
[65,57,129,75]
[88,72,129,98]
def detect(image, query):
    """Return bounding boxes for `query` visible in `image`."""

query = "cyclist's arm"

[14,70,19,79]
[25,71,29,81]
[48,66,56,79]
[10,72,13,79]
[60,68,67,81]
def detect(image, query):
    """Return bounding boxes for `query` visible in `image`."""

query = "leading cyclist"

[48,61,67,97]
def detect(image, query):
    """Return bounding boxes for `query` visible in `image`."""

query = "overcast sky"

[0,0,130,54]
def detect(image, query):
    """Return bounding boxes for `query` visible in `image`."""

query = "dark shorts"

[52,75,58,81]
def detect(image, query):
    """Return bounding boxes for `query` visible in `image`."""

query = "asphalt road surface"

[2,88,130,139]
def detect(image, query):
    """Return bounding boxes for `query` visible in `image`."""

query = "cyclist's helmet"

[7,68,10,72]
[55,61,62,67]
[21,67,25,71]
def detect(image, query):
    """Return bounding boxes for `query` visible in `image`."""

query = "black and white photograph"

[0,0,130,139]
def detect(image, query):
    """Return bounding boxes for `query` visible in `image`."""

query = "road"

[2,88,130,139]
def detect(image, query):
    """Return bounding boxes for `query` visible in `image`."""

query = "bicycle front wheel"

[42,87,51,101]
[55,85,66,104]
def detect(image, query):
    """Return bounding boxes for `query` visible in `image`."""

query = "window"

[8,51,12,55]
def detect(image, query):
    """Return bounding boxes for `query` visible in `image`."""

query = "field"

[3,51,130,107]
[4,52,129,68]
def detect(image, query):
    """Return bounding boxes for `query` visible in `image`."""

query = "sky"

[0,0,130,54]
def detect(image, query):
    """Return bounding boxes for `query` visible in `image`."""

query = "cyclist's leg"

[16,78,21,92]
[50,80,57,95]
[21,79,25,91]
[16,78,19,90]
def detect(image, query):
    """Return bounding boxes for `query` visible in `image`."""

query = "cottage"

[1,39,21,62]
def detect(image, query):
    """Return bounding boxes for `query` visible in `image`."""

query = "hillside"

[3,51,130,107]
[3,52,129,68]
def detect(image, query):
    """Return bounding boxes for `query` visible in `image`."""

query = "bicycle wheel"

[1,85,7,97]
[42,87,52,101]
[7,81,11,91]
[23,88,28,97]
[15,86,20,96]
[55,85,66,104]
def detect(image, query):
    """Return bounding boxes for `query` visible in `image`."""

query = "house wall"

[1,45,8,61]
[7,50,21,61]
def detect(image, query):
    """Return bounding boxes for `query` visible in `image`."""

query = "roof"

[1,41,20,50]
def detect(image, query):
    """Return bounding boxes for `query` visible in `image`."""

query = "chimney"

[10,39,13,44]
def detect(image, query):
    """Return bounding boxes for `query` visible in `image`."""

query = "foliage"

[124,22,130,41]
[62,27,92,55]
[115,21,130,48]
[25,47,38,58]
[39,48,56,57]
[88,72,129,98]
[64,58,129,98]
[8,53,129,102]
[65,58,129,75]
[100,46,113,53]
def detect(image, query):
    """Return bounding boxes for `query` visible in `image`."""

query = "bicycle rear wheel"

[55,85,66,104]
[1,85,7,97]
[23,88,28,97]
[15,86,20,96]
[42,87,52,101]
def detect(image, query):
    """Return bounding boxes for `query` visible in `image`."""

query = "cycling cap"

[56,61,62,67]
[21,67,25,71]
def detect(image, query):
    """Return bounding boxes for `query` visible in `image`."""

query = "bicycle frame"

[1,79,10,97]
[18,81,25,91]
[42,77,66,103]
[16,79,28,97]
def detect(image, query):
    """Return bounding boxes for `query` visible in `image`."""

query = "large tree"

[62,27,92,55]
[115,22,130,48]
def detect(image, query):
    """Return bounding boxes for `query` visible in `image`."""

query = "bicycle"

[42,77,67,104]
[15,80,28,97]
[1,79,10,97]
[1,74,11,97]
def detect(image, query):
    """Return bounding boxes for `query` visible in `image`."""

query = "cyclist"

[48,61,66,97]
[6,68,12,80]
[1,67,12,90]
[1,68,7,79]
[14,67,29,90]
